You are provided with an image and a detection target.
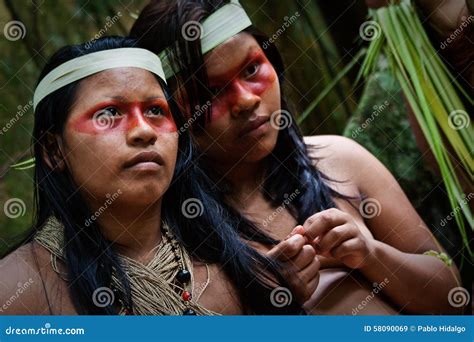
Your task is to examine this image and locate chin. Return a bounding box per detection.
[244,143,275,163]
[242,135,278,163]
[122,183,167,205]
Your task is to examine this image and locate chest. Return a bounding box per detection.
[45,260,243,315]
[191,263,243,314]
[235,193,299,241]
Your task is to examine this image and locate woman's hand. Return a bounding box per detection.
[302,208,376,270]
[267,226,320,304]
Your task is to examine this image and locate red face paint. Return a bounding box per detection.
[208,50,278,121]
[71,99,177,135]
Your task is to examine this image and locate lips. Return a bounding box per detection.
[238,116,270,137]
[123,151,164,169]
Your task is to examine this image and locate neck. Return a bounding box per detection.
[208,156,268,204]
[94,199,163,264]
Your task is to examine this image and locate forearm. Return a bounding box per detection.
[415,0,470,36]
[360,240,462,314]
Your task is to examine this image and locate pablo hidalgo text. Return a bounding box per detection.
[417,325,466,334]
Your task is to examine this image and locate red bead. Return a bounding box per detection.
[182,291,192,301]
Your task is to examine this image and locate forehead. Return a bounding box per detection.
[204,32,262,79]
[68,67,166,118]
[75,67,164,100]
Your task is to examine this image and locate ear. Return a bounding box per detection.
[41,133,66,172]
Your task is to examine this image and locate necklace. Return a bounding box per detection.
[162,222,194,315]
[35,216,218,316]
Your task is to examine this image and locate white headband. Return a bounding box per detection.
[159,0,252,78]
[33,47,166,110]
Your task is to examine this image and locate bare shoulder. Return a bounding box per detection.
[304,135,379,186]
[304,135,372,167]
[0,242,53,314]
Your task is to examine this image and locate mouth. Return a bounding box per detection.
[238,116,271,138]
[123,151,164,171]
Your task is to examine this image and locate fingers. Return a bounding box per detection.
[298,256,320,284]
[285,225,307,242]
[331,238,363,259]
[290,244,316,270]
[294,257,320,302]
[316,224,357,253]
[267,234,306,260]
[302,208,348,240]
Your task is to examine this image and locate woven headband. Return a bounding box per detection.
[158,0,252,78]
[33,47,166,110]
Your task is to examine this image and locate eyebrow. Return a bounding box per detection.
[103,95,166,102]
[209,45,262,82]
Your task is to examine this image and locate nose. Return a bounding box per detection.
[126,113,157,147]
[230,82,261,118]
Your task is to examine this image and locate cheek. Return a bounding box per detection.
[210,98,228,122]
[248,62,278,95]
[160,135,179,167]
[155,116,177,133]
[63,132,120,180]
[259,76,281,110]
[209,63,279,122]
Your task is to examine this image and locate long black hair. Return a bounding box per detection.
[18,35,304,315]
[130,1,352,242]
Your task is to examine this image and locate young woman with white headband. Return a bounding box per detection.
[0,36,315,315]
[130,0,462,314]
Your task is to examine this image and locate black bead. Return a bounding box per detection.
[176,269,191,283]
[183,308,196,315]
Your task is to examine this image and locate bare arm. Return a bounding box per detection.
[366,0,471,36]
[304,135,462,314]
[0,243,51,315]
[414,0,471,36]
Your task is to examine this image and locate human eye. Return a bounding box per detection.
[94,107,120,118]
[243,62,260,78]
[146,105,164,117]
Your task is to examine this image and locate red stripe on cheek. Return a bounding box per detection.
[154,114,177,133]
[210,98,228,122]
[247,61,277,95]
[208,58,278,123]
[126,103,177,133]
